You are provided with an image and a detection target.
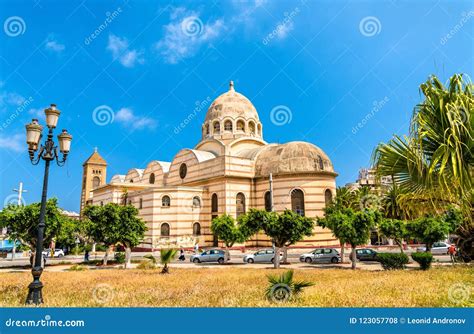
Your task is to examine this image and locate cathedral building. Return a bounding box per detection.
[80,82,338,250]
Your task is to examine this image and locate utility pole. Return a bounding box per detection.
[11,182,27,260]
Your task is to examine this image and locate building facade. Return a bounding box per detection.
[80,82,338,250]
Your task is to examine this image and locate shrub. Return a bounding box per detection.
[68,264,88,271]
[137,260,157,270]
[411,252,433,270]
[114,252,125,264]
[377,253,409,270]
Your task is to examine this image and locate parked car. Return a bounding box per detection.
[417,242,451,254]
[190,249,226,264]
[42,249,65,258]
[243,249,282,264]
[0,247,12,259]
[299,248,341,264]
[354,248,379,261]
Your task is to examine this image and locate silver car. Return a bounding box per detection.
[243,249,282,264]
[417,242,451,254]
[190,249,226,264]
[299,248,341,264]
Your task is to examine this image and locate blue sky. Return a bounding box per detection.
[0,0,472,212]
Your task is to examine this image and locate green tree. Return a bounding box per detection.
[378,219,408,253]
[319,208,381,269]
[317,207,351,262]
[0,198,68,265]
[406,216,451,252]
[83,203,146,268]
[115,205,147,268]
[211,214,245,262]
[239,209,315,269]
[373,74,473,254]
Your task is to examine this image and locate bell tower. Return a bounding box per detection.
[80,147,107,214]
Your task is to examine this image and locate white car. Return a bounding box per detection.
[42,249,65,258]
[417,242,451,254]
[243,249,282,264]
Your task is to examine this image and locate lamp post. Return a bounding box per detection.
[24,104,72,305]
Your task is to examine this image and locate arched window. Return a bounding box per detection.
[193,222,201,236]
[224,120,233,131]
[193,196,201,207]
[237,120,245,131]
[264,191,272,212]
[236,192,246,217]
[318,156,324,170]
[149,173,155,184]
[160,223,170,237]
[205,124,210,135]
[291,189,305,216]
[324,189,333,207]
[162,195,171,207]
[213,121,220,134]
[139,198,143,209]
[249,121,255,135]
[92,176,100,189]
[130,179,134,183]
[211,193,218,212]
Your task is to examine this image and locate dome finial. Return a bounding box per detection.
[229,80,234,92]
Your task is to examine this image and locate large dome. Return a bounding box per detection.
[254,141,335,177]
[204,81,259,122]
[201,81,263,142]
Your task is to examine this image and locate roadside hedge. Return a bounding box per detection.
[411,252,433,270]
[377,253,409,270]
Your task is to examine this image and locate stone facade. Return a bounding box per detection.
[80,82,338,250]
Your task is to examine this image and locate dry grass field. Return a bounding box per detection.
[0,266,472,307]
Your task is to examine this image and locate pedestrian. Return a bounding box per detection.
[448,244,456,264]
[179,248,185,261]
[84,250,90,262]
[194,242,199,254]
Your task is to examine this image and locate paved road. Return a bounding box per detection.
[0,252,454,270]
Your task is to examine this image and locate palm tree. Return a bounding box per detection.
[374,74,473,253]
[159,248,177,274]
[265,270,314,302]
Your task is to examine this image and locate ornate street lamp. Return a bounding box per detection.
[24,104,72,305]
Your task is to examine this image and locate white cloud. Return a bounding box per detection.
[155,8,225,64]
[28,107,46,120]
[115,107,156,130]
[45,36,65,53]
[0,91,25,108]
[0,133,23,152]
[275,21,294,39]
[107,34,144,68]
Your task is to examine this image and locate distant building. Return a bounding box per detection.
[346,168,392,192]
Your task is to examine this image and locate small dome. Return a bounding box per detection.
[204,81,259,123]
[254,141,334,177]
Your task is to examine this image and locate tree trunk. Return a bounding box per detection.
[282,246,289,264]
[350,246,357,269]
[274,246,280,269]
[103,247,109,265]
[224,246,230,262]
[426,243,432,253]
[397,240,404,254]
[340,241,345,263]
[161,263,169,274]
[92,243,96,253]
[124,244,132,269]
[11,239,16,261]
